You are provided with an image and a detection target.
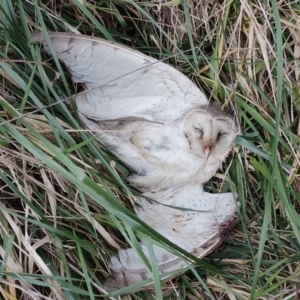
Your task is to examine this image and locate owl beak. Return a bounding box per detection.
[203,145,212,159]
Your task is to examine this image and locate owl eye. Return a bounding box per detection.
[194,127,203,135]
[217,131,226,140]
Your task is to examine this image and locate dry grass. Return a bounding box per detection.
[0,0,300,299]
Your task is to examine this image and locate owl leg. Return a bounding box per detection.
[104,136,156,176]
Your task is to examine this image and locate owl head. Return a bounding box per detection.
[183,103,238,164]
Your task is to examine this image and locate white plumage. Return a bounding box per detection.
[106,185,237,288]
[34,32,206,123]
[32,31,239,291]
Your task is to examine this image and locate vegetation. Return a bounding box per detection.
[0,0,300,299]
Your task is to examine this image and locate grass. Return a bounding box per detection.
[0,0,300,299]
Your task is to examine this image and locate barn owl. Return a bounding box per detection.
[32,32,238,291]
[81,104,236,193]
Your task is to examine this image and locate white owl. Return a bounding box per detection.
[32,32,239,291]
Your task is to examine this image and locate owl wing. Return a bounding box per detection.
[31,31,208,123]
[105,186,238,291]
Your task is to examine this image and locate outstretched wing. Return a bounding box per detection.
[105,185,238,291]
[31,31,208,123]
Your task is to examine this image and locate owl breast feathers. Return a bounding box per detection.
[32,31,239,291]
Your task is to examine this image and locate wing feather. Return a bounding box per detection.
[105,186,237,291]
[32,31,208,122]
